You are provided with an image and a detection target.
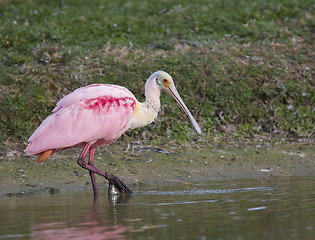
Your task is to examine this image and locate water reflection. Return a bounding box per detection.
[32,221,129,240]
[31,195,133,240]
[0,177,314,240]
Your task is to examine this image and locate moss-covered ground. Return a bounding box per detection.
[0,1,314,194]
[1,0,314,146]
[1,143,314,195]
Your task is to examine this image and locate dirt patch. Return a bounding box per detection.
[0,142,314,196]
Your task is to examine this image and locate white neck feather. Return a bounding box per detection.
[127,72,162,130]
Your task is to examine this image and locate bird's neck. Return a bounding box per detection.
[143,86,161,114]
[127,79,161,130]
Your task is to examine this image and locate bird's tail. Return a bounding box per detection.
[26,141,55,163]
[37,150,54,163]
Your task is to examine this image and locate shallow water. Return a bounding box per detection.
[0,177,314,240]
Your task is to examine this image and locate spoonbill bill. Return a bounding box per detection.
[26,71,201,196]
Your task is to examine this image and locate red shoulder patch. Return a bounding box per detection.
[84,96,136,112]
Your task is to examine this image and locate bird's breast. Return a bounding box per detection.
[127,101,158,130]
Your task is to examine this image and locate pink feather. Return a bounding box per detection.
[26,84,136,156]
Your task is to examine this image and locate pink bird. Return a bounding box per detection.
[26,71,201,196]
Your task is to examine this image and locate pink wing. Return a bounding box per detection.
[26,84,136,156]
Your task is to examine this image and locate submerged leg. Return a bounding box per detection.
[77,143,133,194]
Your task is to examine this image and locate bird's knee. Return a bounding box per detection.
[77,157,87,167]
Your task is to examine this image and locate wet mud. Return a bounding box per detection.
[0,143,314,196]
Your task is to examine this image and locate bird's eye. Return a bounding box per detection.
[163,79,168,83]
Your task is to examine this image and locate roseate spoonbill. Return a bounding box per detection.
[26,71,201,196]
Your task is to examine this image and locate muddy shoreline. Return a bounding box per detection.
[0,142,314,196]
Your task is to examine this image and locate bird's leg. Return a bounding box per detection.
[88,147,98,197]
[105,172,134,195]
[77,143,133,194]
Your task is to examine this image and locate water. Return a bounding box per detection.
[0,177,315,240]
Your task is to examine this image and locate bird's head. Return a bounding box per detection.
[156,71,174,91]
[154,71,201,135]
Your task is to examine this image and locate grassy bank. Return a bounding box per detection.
[0,0,314,147]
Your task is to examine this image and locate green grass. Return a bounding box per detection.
[0,0,314,144]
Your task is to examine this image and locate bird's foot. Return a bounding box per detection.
[108,182,119,195]
[106,174,133,194]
